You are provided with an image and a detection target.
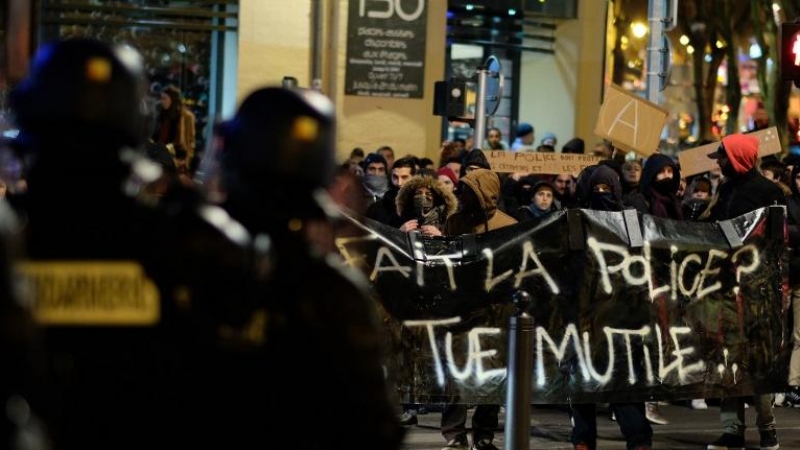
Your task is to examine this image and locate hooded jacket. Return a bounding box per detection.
[587,164,625,211]
[444,168,517,235]
[721,133,758,175]
[395,175,459,231]
[628,153,683,219]
[459,148,491,178]
[705,134,785,221]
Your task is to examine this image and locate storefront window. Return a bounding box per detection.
[34,0,238,156]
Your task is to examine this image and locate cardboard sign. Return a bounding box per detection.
[678,127,783,178]
[594,83,669,156]
[484,150,604,175]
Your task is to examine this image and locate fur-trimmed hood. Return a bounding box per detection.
[395,175,459,220]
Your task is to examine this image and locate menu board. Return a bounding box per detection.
[345,0,427,99]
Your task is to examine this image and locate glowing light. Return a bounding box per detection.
[749,43,762,59]
[715,39,725,49]
[686,45,695,54]
[679,35,690,46]
[466,4,474,11]
[508,8,517,15]
[631,22,648,39]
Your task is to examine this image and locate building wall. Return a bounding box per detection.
[236,0,601,162]
[517,0,606,151]
[334,1,447,163]
[237,1,312,104]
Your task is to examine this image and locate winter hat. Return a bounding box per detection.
[360,152,388,170]
[436,166,458,185]
[691,176,711,194]
[516,123,534,137]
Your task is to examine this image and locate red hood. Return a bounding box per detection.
[721,133,758,174]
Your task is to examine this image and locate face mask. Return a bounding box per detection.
[591,191,621,211]
[363,174,388,193]
[652,178,674,195]
[413,193,434,216]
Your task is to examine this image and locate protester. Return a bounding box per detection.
[703,133,784,450]
[360,152,390,208]
[682,176,712,222]
[436,166,459,194]
[541,132,557,147]
[483,127,509,150]
[439,167,516,450]
[511,123,535,151]
[626,153,682,221]
[513,178,558,221]
[562,137,585,154]
[393,173,459,425]
[396,175,458,237]
[569,164,654,450]
[551,173,577,209]
[786,163,800,408]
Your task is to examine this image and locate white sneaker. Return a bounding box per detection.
[691,399,708,410]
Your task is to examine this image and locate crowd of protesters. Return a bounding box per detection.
[2,36,799,450]
[332,123,799,450]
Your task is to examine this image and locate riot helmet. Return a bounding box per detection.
[9,38,149,149]
[205,86,337,224]
[219,86,335,191]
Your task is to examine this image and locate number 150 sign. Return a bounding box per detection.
[358,0,425,21]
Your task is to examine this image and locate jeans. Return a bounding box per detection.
[570,402,652,450]
[441,403,500,442]
[719,395,776,435]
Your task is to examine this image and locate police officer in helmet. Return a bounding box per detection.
[10,38,269,448]
[204,86,404,449]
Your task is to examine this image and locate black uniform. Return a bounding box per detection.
[10,38,268,448]
[208,86,404,449]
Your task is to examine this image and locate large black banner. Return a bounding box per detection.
[344,0,427,98]
[335,206,789,404]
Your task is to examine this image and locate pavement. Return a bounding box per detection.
[400,401,800,449]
